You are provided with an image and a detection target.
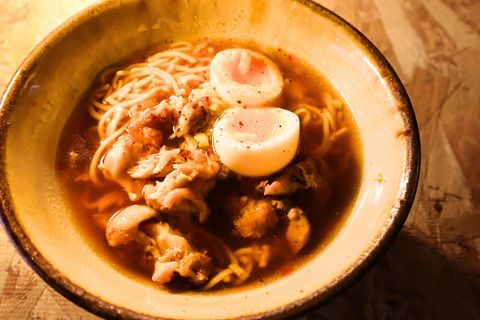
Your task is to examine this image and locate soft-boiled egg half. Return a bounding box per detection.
[210,49,284,107]
[213,107,300,177]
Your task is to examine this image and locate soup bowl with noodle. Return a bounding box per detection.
[0,0,420,319]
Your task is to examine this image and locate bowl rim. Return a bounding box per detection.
[0,0,420,319]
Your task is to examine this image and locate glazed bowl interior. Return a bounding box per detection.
[0,0,419,319]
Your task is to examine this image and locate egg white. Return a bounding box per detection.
[210,49,284,107]
[213,107,300,177]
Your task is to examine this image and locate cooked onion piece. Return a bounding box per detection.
[210,49,284,106]
[213,107,300,177]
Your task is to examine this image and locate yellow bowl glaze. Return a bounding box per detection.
[0,0,420,319]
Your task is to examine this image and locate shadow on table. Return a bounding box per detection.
[307,230,480,320]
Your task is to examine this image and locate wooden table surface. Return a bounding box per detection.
[1,0,480,319]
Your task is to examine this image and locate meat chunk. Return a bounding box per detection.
[144,171,194,212]
[161,188,210,223]
[99,95,216,204]
[143,171,213,223]
[106,205,159,247]
[141,222,212,285]
[175,97,209,137]
[285,207,310,253]
[173,149,220,179]
[233,198,279,238]
[100,135,144,201]
[128,110,163,148]
[143,149,220,222]
[128,101,177,148]
[257,158,324,196]
[128,147,181,179]
[106,206,211,285]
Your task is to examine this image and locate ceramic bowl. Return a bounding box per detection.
[0,0,420,319]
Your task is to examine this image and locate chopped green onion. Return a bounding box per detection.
[217,164,230,179]
[194,132,210,148]
[217,172,228,180]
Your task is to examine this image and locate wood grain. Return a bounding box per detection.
[1,0,479,319]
